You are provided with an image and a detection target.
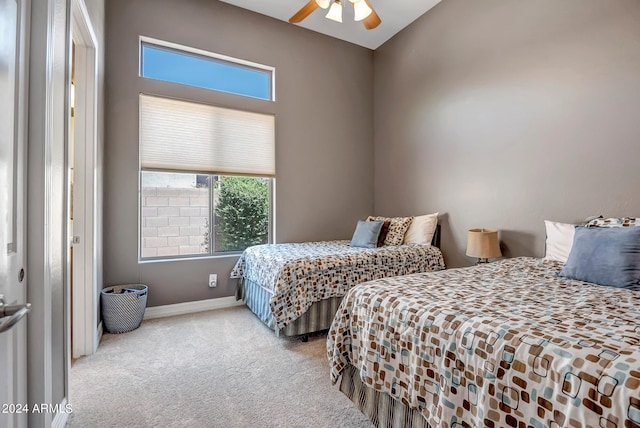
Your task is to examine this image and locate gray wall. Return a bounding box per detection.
[104,0,374,306]
[374,0,640,268]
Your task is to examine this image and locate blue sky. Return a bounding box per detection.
[141,45,271,100]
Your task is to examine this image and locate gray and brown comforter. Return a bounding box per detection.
[327,257,640,428]
[230,241,445,329]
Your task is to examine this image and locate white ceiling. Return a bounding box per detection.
[218,0,442,50]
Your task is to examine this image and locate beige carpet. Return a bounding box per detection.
[68,306,373,428]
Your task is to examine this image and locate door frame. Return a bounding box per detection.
[27,0,72,426]
[69,0,99,359]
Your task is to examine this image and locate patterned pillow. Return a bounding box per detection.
[375,220,391,247]
[367,216,413,246]
[585,217,639,228]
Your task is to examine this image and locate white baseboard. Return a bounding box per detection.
[143,296,244,320]
[95,321,103,352]
[51,398,71,428]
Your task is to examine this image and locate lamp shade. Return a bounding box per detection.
[325,0,343,22]
[466,229,502,259]
[315,0,330,9]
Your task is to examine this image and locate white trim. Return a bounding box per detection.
[42,0,60,418]
[138,252,240,264]
[143,297,244,320]
[70,0,99,359]
[51,399,71,428]
[139,35,275,75]
[95,321,103,351]
[27,0,68,425]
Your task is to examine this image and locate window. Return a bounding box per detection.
[139,94,275,260]
[140,38,273,101]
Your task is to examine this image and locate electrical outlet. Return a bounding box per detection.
[208,274,217,288]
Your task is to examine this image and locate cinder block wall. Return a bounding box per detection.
[141,187,209,257]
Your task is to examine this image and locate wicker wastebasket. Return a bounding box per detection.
[101,284,148,333]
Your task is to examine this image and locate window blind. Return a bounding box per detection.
[139,94,275,177]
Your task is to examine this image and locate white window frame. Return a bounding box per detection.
[137,37,276,262]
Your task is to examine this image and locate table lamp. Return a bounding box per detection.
[466,228,502,264]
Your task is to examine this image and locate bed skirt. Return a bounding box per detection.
[236,277,343,337]
[339,364,430,428]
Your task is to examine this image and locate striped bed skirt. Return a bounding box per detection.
[236,277,343,337]
[339,364,431,428]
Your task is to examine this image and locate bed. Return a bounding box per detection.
[327,257,640,428]
[231,224,444,338]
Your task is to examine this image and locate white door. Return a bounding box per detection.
[0,0,29,426]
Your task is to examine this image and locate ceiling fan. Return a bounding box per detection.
[289,0,381,29]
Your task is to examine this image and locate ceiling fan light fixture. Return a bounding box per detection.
[351,0,372,21]
[315,0,330,9]
[325,0,343,23]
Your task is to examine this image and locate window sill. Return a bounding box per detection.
[138,253,241,264]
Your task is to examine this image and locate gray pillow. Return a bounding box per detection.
[558,226,640,289]
[350,220,384,248]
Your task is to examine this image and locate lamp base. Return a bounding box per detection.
[475,258,490,265]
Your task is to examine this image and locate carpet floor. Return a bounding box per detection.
[68,306,374,428]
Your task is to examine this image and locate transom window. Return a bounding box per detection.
[140,38,274,101]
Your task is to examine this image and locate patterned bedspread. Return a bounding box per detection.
[230,241,445,329]
[327,257,640,428]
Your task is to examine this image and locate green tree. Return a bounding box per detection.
[216,176,269,251]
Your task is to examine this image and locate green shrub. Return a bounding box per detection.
[216,176,269,251]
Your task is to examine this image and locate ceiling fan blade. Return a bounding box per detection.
[289,0,319,24]
[362,0,381,29]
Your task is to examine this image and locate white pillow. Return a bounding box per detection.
[544,220,576,263]
[403,213,439,246]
